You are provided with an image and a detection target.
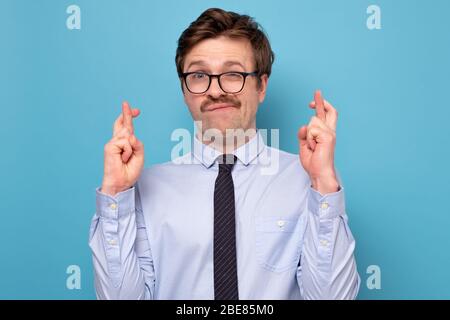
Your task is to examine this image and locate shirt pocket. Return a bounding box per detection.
[255,216,303,273]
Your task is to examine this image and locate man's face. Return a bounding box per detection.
[182,36,268,136]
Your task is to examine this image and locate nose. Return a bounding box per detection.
[207,76,225,97]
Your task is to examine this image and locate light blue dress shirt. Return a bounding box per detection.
[89,131,360,299]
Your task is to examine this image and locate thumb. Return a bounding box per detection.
[298,126,308,148]
[298,126,313,158]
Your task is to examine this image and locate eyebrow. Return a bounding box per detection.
[185,60,246,71]
[223,61,245,69]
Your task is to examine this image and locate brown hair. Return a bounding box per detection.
[175,8,275,83]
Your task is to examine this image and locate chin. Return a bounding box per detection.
[209,123,241,134]
[202,117,238,131]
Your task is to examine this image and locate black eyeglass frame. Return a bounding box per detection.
[181,71,259,94]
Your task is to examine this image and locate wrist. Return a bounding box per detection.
[100,186,119,197]
[100,183,127,197]
[311,173,339,195]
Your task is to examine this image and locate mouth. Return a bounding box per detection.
[205,103,238,112]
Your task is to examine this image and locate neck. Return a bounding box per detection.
[197,127,257,153]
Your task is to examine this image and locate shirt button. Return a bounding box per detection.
[320,202,329,210]
[320,239,329,247]
[277,220,285,228]
[108,239,117,245]
[110,203,117,210]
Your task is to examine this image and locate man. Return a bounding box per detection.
[89,8,360,300]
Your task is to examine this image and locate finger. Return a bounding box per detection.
[117,137,133,163]
[113,107,141,137]
[298,126,308,147]
[131,108,140,117]
[129,135,144,156]
[308,123,336,145]
[115,127,132,139]
[299,125,315,151]
[298,126,313,156]
[306,126,317,151]
[113,113,124,137]
[309,100,338,131]
[308,136,316,151]
[310,116,330,132]
[122,101,134,134]
[323,99,338,131]
[107,137,133,163]
[314,90,326,121]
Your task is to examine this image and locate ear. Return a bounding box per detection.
[258,74,269,103]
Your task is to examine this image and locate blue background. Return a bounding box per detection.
[1,0,449,299]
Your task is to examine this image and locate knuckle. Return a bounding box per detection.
[114,137,127,147]
[118,137,128,146]
[104,142,114,153]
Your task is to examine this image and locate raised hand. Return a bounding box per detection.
[101,101,144,196]
[298,90,339,194]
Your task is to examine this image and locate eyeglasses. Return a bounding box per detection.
[181,71,258,94]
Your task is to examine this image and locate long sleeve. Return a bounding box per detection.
[297,186,360,299]
[88,184,155,299]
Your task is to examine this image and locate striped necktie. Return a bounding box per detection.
[213,154,239,300]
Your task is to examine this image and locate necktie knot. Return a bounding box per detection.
[217,154,237,173]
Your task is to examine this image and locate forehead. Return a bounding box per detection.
[183,36,254,71]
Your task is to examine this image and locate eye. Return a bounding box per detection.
[223,72,243,80]
[191,72,207,80]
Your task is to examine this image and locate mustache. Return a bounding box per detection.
[200,95,241,112]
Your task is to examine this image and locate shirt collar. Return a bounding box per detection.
[193,130,266,169]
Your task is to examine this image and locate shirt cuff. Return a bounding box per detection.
[308,185,346,219]
[96,186,135,219]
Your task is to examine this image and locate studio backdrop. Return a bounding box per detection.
[1,0,449,299]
